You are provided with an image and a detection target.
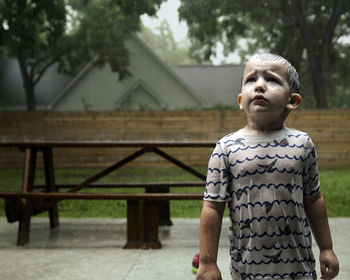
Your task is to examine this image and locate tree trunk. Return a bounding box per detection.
[16,57,36,111]
[291,0,329,108]
[310,62,328,108]
[24,83,36,112]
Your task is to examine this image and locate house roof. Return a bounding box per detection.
[171,64,244,107]
[130,36,205,107]
[47,58,97,110]
[48,36,205,110]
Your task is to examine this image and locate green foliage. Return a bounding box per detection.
[80,96,92,111]
[178,0,350,108]
[137,102,151,111]
[0,0,165,110]
[138,20,197,64]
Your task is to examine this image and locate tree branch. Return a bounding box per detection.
[33,51,66,86]
[335,29,349,42]
[291,0,318,64]
[30,55,47,79]
[6,27,31,88]
[4,1,30,84]
[321,0,344,58]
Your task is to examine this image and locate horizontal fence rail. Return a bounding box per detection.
[32,182,205,189]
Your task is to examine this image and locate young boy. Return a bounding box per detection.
[197,54,339,280]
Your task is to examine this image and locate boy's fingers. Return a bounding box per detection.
[320,250,339,279]
[321,264,339,279]
[330,264,340,277]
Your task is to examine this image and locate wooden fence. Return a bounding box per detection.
[0,110,349,168]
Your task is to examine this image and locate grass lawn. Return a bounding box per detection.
[318,166,350,217]
[0,166,349,218]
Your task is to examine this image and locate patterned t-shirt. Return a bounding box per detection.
[204,126,320,280]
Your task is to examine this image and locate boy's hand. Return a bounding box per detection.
[320,249,339,279]
[195,263,222,280]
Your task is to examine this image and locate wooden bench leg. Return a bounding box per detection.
[17,148,36,245]
[17,199,32,245]
[124,200,162,249]
[146,186,172,226]
[42,147,59,228]
[144,200,162,248]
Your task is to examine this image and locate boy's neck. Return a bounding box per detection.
[242,121,285,135]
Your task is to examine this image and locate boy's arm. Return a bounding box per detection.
[304,193,339,279]
[196,200,225,280]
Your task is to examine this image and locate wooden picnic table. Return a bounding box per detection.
[0,141,214,248]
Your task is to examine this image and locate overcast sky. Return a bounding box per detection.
[141,0,188,42]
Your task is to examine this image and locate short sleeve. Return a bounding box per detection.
[303,137,321,198]
[204,142,231,202]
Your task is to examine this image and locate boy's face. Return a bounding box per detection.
[238,59,300,127]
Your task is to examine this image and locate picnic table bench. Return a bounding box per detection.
[0,141,214,248]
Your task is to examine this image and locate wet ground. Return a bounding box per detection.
[0,217,348,280]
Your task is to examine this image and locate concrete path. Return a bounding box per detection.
[0,217,348,280]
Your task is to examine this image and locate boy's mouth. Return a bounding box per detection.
[252,95,268,104]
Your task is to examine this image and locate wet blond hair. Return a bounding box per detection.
[249,53,300,93]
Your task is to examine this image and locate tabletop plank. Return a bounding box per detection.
[0,141,215,148]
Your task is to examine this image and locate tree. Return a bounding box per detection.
[138,20,197,64]
[0,0,164,111]
[179,0,350,108]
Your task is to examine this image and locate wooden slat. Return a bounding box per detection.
[33,182,204,189]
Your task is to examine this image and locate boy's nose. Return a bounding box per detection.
[255,78,266,92]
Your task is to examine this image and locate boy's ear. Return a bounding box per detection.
[237,93,243,110]
[286,93,302,111]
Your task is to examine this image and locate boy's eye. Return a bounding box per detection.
[267,77,279,83]
[246,77,255,83]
